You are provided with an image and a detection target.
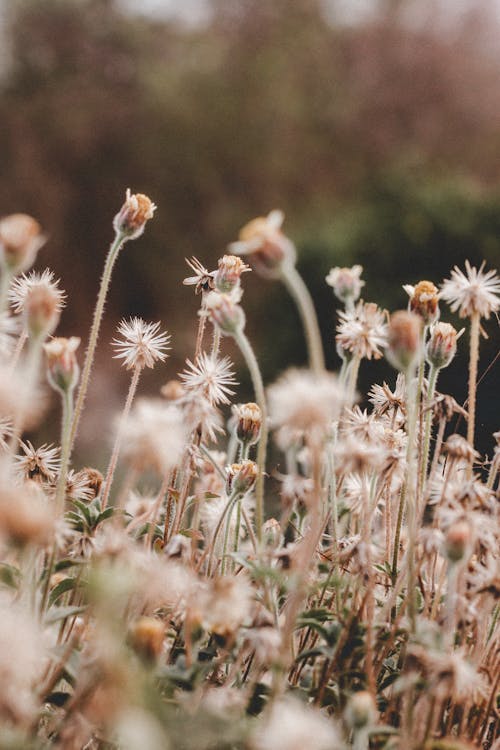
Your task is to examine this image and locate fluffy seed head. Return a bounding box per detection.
[8,269,66,315]
[0,213,45,273]
[336,301,388,361]
[113,189,156,240]
[180,352,237,405]
[112,318,170,370]
[440,260,500,319]
[386,310,422,371]
[404,280,440,325]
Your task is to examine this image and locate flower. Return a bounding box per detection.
[44,336,80,393]
[15,440,61,483]
[228,210,296,278]
[8,269,66,315]
[440,260,500,319]
[112,318,170,370]
[385,310,422,371]
[180,352,237,405]
[326,265,364,306]
[403,280,440,325]
[113,189,156,240]
[203,291,246,336]
[426,322,463,370]
[336,301,388,360]
[0,213,46,274]
[214,254,250,296]
[233,402,262,446]
[182,256,216,294]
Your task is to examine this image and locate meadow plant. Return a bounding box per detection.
[0,197,498,750]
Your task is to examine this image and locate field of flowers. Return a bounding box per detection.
[0,192,498,749]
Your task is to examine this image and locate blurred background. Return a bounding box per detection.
[1,0,499,462]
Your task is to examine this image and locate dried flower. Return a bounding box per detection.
[426,322,462,369]
[214,254,250,295]
[180,352,237,405]
[229,209,296,278]
[0,213,45,274]
[226,459,258,495]
[403,280,440,325]
[204,291,246,336]
[386,310,422,371]
[15,440,60,483]
[112,318,170,370]
[440,260,500,319]
[336,301,388,360]
[183,256,216,294]
[8,269,66,315]
[326,265,364,305]
[113,189,156,240]
[23,279,65,339]
[234,402,262,446]
[44,336,80,393]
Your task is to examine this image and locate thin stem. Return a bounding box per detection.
[0,267,13,318]
[467,312,480,474]
[69,231,125,450]
[101,366,141,509]
[234,330,267,542]
[420,362,439,496]
[280,263,325,374]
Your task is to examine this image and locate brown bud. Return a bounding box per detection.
[404,280,439,325]
[113,189,156,240]
[128,617,165,662]
[386,311,422,371]
[234,402,262,446]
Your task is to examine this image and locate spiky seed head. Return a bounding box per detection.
[0,214,46,274]
[24,283,62,339]
[113,189,156,240]
[112,318,170,370]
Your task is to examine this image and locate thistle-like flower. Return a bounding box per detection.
[112,318,170,370]
[15,440,61,483]
[440,260,500,319]
[180,352,237,405]
[336,301,388,360]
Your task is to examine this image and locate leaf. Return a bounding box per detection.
[45,605,86,625]
[97,506,114,525]
[49,577,76,606]
[0,563,20,589]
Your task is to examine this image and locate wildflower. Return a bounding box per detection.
[214,254,250,296]
[234,402,262,446]
[65,468,100,503]
[403,280,440,325]
[15,440,60,483]
[203,291,246,336]
[267,368,343,442]
[44,336,80,393]
[183,256,216,294]
[253,696,341,750]
[128,617,165,662]
[386,310,422,371]
[229,209,296,278]
[440,260,500,319]
[112,317,170,370]
[326,264,364,306]
[226,460,258,495]
[426,322,462,370]
[336,301,388,360]
[368,373,406,418]
[8,269,66,315]
[180,352,237,405]
[0,213,45,274]
[113,189,156,240]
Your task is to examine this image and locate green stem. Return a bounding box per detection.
[467,312,480,474]
[69,231,125,450]
[234,330,267,542]
[101,366,141,509]
[280,263,325,374]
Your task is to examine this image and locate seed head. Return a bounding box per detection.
[180,352,237,405]
[44,336,80,393]
[229,210,296,278]
[336,301,388,361]
[24,281,64,339]
[113,189,156,240]
[403,280,440,325]
[0,213,46,274]
[112,318,170,370]
[386,310,422,371]
[326,265,364,306]
[440,260,500,319]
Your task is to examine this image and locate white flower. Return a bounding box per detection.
[112,317,170,370]
[336,300,388,360]
[440,260,500,319]
[180,352,237,405]
[326,264,364,305]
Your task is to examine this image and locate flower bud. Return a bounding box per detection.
[214,255,250,295]
[403,280,439,325]
[44,336,80,393]
[262,518,282,548]
[445,520,473,563]
[234,402,262,447]
[344,691,377,730]
[426,322,461,369]
[0,214,45,274]
[326,265,364,305]
[226,459,258,495]
[386,311,422,371]
[230,210,296,278]
[204,292,245,336]
[24,284,62,339]
[128,617,165,662]
[113,189,156,240]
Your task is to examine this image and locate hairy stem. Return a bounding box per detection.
[467,311,480,474]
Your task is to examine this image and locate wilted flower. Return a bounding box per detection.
[229,209,296,278]
[440,260,500,319]
[112,318,170,370]
[326,264,364,306]
[214,254,250,296]
[226,459,258,495]
[113,189,156,240]
[183,256,216,294]
[0,213,45,274]
[234,402,262,446]
[336,300,388,360]
[15,440,60,483]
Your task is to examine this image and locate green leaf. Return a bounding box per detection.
[49,577,76,606]
[0,563,20,589]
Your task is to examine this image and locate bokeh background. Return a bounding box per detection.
[1,0,499,462]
